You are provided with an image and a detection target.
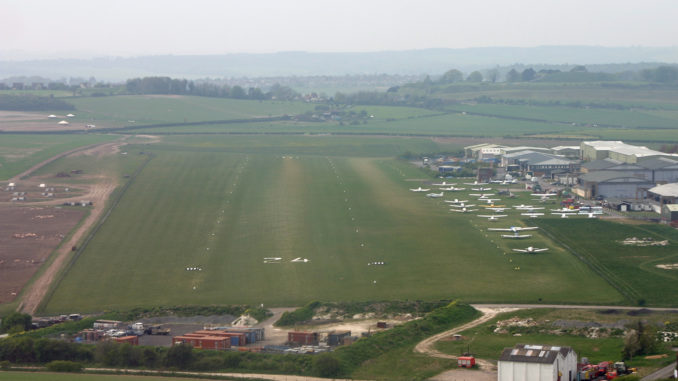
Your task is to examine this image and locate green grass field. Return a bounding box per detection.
[43,136,623,313]
[0,134,118,180]
[434,308,677,370]
[537,219,678,306]
[0,372,212,381]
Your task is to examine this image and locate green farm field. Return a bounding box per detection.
[43,136,623,313]
[0,134,118,180]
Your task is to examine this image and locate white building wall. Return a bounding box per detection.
[498,361,556,381]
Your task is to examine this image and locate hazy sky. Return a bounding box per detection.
[2,0,677,59]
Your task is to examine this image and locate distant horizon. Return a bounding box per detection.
[2,44,678,62]
[3,0,677,61]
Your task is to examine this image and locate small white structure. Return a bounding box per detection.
[66,113,75,117]
[39,183,45,188]
[58,120,69,125]
[498,344,577,381]
[47,114,57,118]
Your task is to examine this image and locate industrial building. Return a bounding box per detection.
[501,151,577,176]
[575,171,655,199]
[498,344,577,381]
[648,183,678,205]
[580,141,673,163]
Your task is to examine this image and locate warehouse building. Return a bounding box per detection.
[576,171,655,199]
[502,151,577,176]
[551,146,580,159]
[581,141,672,163]
[498,344,577,381]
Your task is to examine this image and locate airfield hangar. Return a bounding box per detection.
[580,141,675,163]
[498,344,577,381]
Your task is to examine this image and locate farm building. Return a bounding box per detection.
[661,204,678,225]
[576,171,654,199]
[498,344,577,381]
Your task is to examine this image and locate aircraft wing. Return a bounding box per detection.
[512,249,528,252]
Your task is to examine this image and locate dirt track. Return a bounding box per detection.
[18,140,128,314]
[414,307,519,380]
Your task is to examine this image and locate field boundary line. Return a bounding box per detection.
[35,152,155,314]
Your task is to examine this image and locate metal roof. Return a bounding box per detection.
[582,158,623,170]
[580,171,654,183]
[663,204,678,212]
[582,141,666,157]
[499,344,574,364]
[551,146,580,151]
[648,183,678,197]
[638,157,678,170]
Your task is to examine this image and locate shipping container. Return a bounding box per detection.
[114,335,139,345]
[328,330,351,346]
[172,335,230,350]
[288,331,319,346]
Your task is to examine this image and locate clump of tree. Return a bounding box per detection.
[0,94,75,111]
[0,312,32,334]
[622,321,660,360]
[640,66,678,83]
[125,77,298,101]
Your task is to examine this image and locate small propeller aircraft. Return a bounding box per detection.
[512,247,549,253]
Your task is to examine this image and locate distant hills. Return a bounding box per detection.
[2,46,678,82]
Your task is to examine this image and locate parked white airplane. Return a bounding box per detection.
[513,247,549,253]
[410,187,430,192]
[440,186,463,191]
[480,198,502,204]
[488,226,538,233]
[291,257,310,263]
[450,203,476,208]
[477,214,508,221]
[471,187,493,191]
[531,193,557,197]
[501,233,532,239]
[469,193,495,197]
[444,199,469,204]
[551,208,578,212]
[450,207,478,213]
[513,204,534,209]
[464,180,489,185]
[515,205,543,210]
[551,212,571,218]
[521,212,544,218]
[486,207,509,212]
[432,181,456,186]
[581,212,598,218]
[426,192,444,198]
[516,207,545,212]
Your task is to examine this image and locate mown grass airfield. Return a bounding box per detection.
[2,80,678,316]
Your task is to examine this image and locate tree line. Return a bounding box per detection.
[125,77,299,101]
[0,94,75,111]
